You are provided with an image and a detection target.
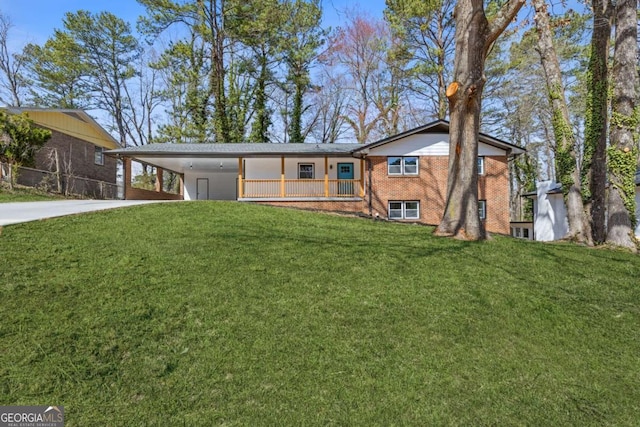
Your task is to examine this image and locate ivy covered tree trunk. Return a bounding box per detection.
[582,0,612,244]
[249,49,272,142]
[289,71,305,143]
[204,0,230,142]
[606,0,638,250]
[434,0,524,240]
[281,0,324,144]
[532,0,588,243]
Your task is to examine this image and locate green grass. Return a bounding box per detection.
[1,202,639,426]
[0,184,69,202]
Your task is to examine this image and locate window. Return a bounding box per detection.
[388,201,420,220]
[94,147,104,165]
[478,200,486,220]
[389,201,403,219]
[477,156,485,175]
[388,157,402,175]
[387,156,418,175]
[298,163,314,179]
[404,157,418,174]
[512,227,531,239]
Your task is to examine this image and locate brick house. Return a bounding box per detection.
[2,108,119,198]
[108,120,524,234]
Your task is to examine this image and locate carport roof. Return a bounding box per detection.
[107,142,363,157]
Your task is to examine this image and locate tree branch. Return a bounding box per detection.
[486,0,525,50]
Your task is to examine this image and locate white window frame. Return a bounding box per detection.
[477,156,485,175]
[387,156,419,176]
[478,200,487,220]
[388,201,420,220]
[94,146,104,166]
[298,163,314,179]
[387,157,402,175]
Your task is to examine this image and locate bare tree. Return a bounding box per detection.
[307,72,349,143]
[323,12,390,143]
[385,0,456,120]
[0,13,27,106]
[122,49,164,146]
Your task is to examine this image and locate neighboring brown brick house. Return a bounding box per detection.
[3,108,119,198]
[109,120,524,234]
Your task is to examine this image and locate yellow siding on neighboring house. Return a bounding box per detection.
[15,110,119,149]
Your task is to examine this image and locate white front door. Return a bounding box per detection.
[196,178,209,200]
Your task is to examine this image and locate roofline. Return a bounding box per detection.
[355,119,526,155]
[2,107,121,148]
[106,147,360,158]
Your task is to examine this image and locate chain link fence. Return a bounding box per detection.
[0,162,118,199]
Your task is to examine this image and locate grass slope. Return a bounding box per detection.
[0,184,69,202]
[1,202,639,426]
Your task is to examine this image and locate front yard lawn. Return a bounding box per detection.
[0,202,638,425]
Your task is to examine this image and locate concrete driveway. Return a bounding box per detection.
[0,200,171,226]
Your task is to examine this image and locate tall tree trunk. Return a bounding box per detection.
[435,0,524,240]
[289,73,305,143]
[583,0,613,244]
[202,0,229,142]
[532,0,589,243]
[250,48,270,142]
[436,15,447,120]
[606,0,638,250]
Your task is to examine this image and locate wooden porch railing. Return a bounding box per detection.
[242,179,362,198]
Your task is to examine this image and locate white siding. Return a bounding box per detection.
[368,133,505,157]
[184,170,238,201]
[244,157,360,180]
[479,143,505,156]
[244,158,280,179]
[533,181,569,241]
[534,183,640,240]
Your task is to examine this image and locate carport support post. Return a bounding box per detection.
[123,157,132,200]
[155,168,163,193]
[360,159,365,197]
[280,156,285,197]
[179,174,184,197]
[324,156,329,197]
[238,157,243,198]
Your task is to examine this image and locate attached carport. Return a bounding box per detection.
[107,143,363,201]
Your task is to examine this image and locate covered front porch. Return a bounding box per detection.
[239,156,364,200]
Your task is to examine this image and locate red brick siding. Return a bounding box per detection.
[478,156,510,234]
[34,128,117,184]
[368,156,448,225]
[125,187,183,200]
[368,155,510,234]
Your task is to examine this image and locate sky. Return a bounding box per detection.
[0,0,388,48]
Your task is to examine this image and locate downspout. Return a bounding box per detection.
[367,157,373,217]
